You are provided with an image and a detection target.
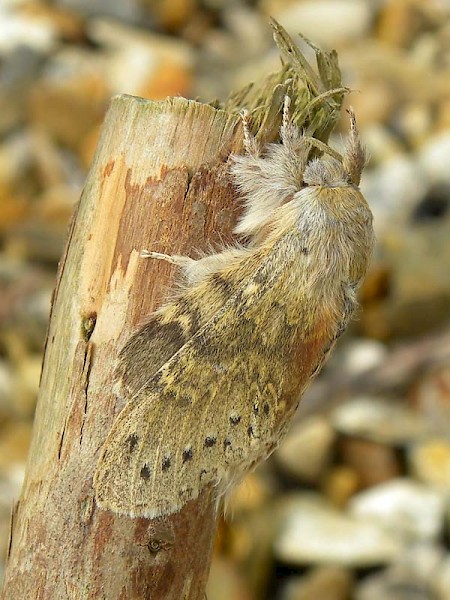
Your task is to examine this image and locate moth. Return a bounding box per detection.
[94,100,374,518]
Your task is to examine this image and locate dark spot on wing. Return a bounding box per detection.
[152,371,163,385]
[126,433,139,452]
[253,270,266,285]
[182,448,193,462]
[189,307,201,336]
[204,436,217,448]
[224,438,231,450]
[177,393,192,407]
[179,487,192,500]
[162,456,171,471]
[211,273,232,296]
[140,464,151,480]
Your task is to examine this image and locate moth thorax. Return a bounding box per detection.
[303,158,349,187]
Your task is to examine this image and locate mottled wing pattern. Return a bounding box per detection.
[94,233,318,518]
[115,262,251,400]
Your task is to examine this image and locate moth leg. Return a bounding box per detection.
[141,248,248,287]
[141,250,195,269]
[180,247,250,285]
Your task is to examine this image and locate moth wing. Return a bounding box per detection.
[95,235,305,518]
[115,260,246,400]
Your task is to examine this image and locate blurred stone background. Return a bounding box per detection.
[0,0,449,598]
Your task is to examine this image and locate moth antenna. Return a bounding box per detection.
[343,107,367,186]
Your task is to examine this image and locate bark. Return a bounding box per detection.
[1,95,242,600]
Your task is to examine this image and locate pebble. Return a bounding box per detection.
[355,543,446,600]
[410,364,450,432]
[88,19,194,99]
[28,47,109,152]
[339,437,401,488]
[0,47,45,135]
[418,132,450,185]
[349,478,446,541]
[376,0,423,48]
[359,124,404,164]
[333,338,388,378]
[409,439,450,490]
[13,355,42,418]
[332,396,430,445]
[381,216,450,337]
[227,471,273,514]
[275,415,335,484]
[57,0,142,24]
[275,493,404,567]
[281,566,354,600]
[206,557,252,600]
[0,8,58,54]
[266,0,374,46]
[356,570,432,600]
[321,465,360,508]
[397,102,433,148]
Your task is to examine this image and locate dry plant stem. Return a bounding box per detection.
[1,95,243,600]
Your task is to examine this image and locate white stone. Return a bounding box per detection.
[331,397,430,445]
[271,0,373,46]
[87,19,193,96]
[0,10,57,54]
[340,339,387,376]
[275,494,404,567]
[355,544,447,600]
[349,478,446,540]
[275,416,335,483]
[419,132,450,184]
